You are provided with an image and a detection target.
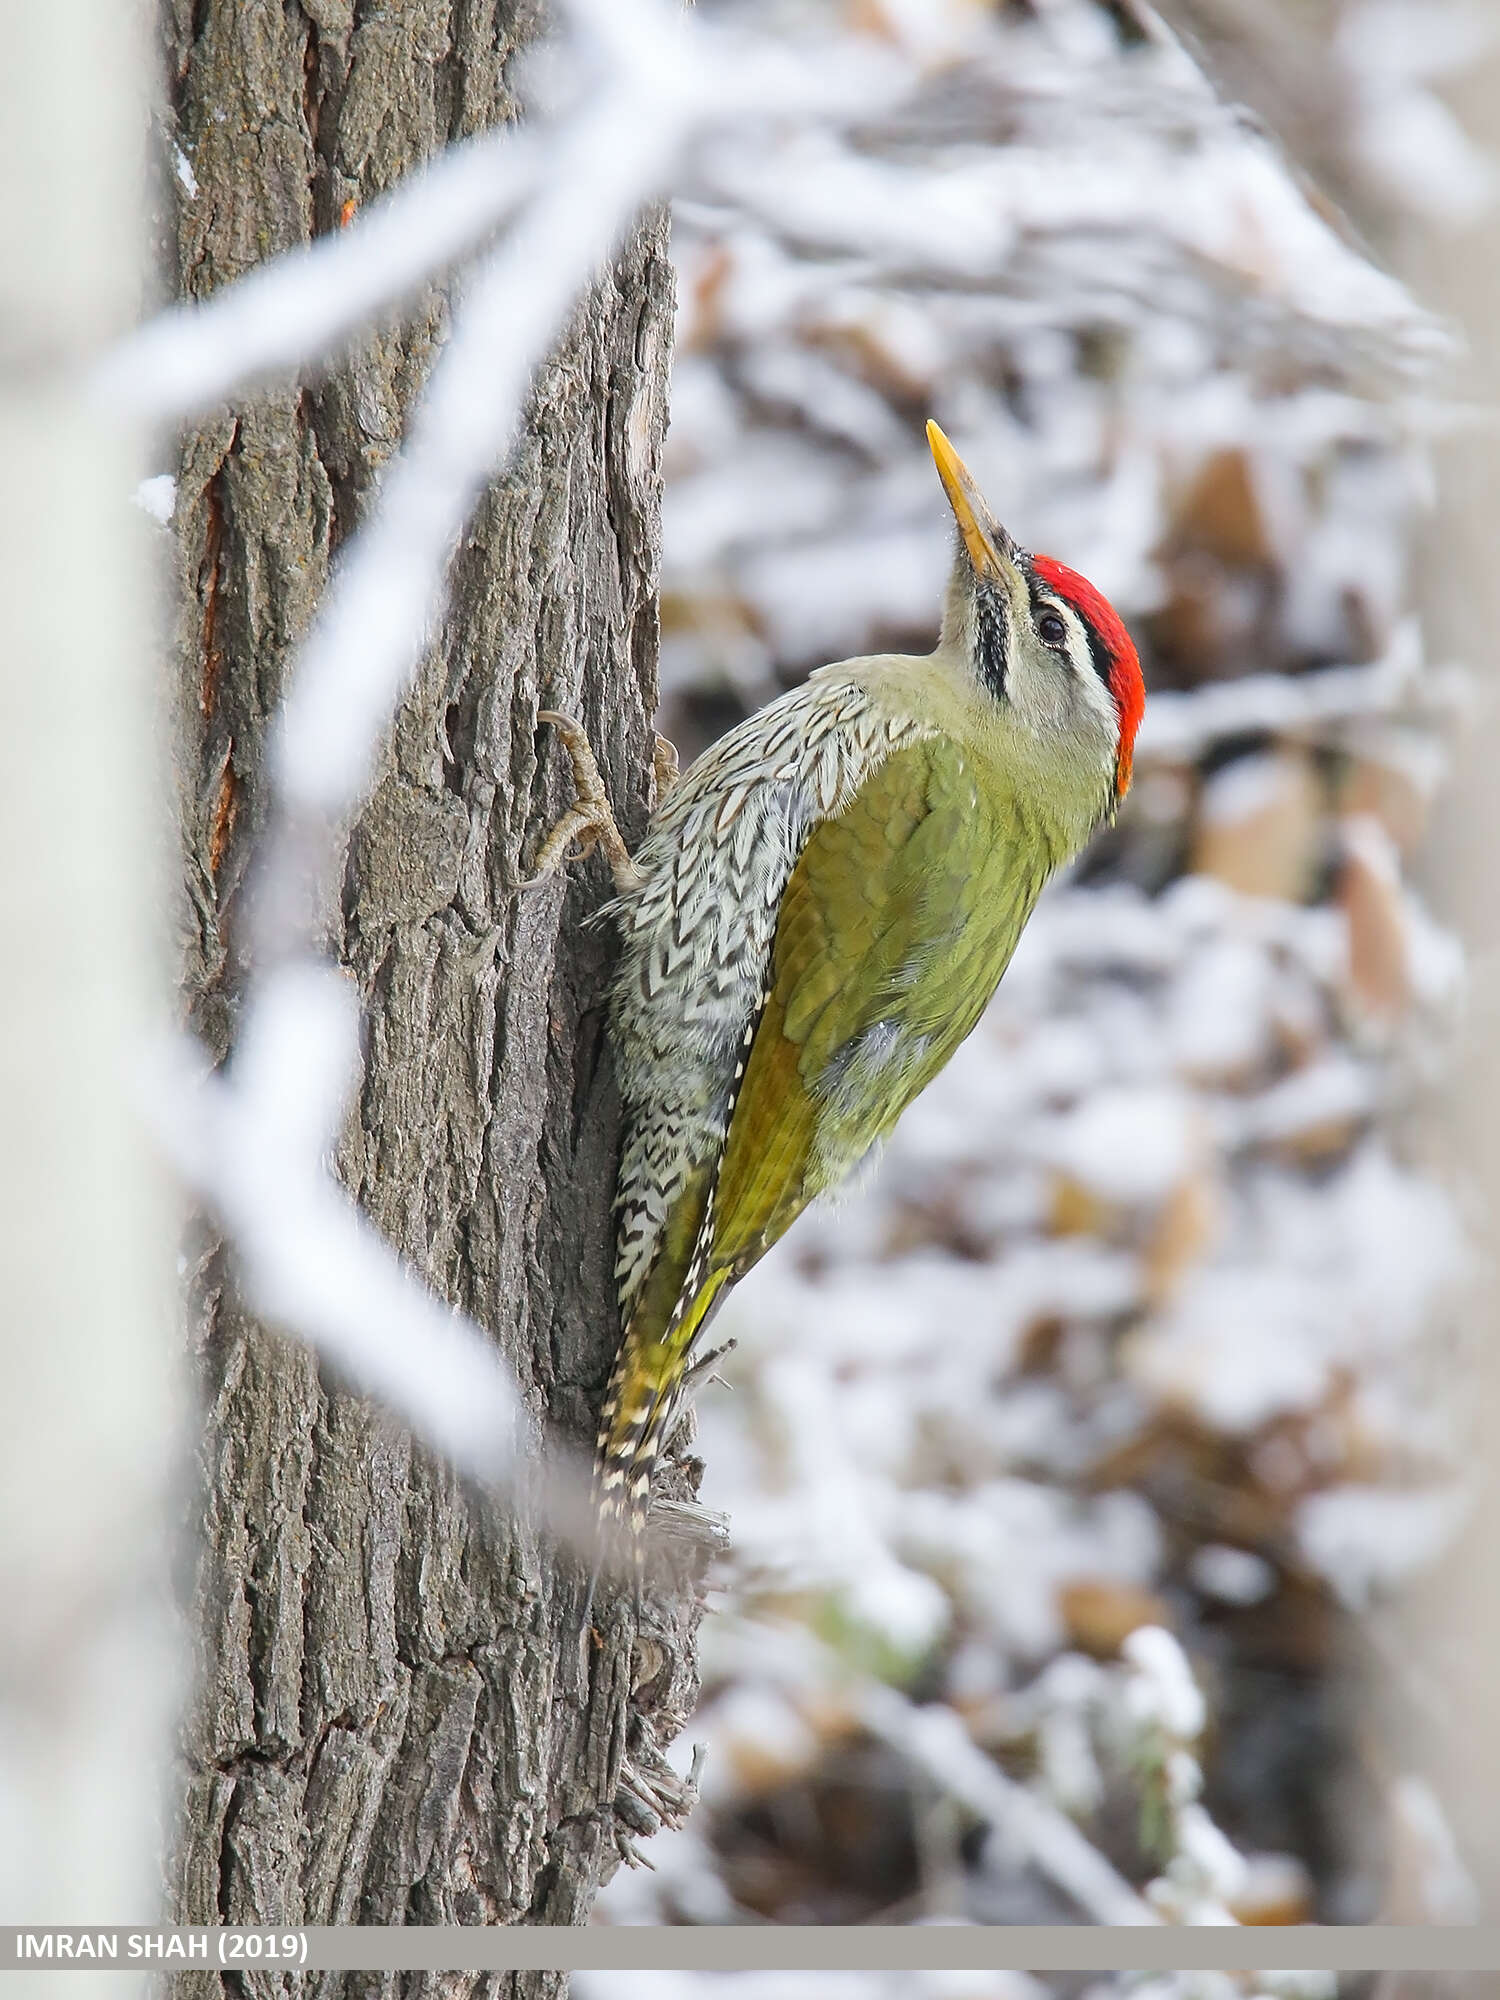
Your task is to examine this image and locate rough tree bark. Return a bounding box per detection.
[161,3,708,1978]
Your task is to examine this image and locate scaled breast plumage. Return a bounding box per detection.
[607,673,932,1317]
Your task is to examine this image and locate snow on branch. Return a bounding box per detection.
[269,29,688,822]
[100,3,902,434]
[154,967,528,1485]
[1135,619,1460,762]
[98,123,543,422]
[856,1680,1160,1927]
[125,0,904,1515]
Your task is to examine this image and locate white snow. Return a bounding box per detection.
[1121,1625,1207,1743]
[1189,1544,1277,1607]
[170,142,198,200]
[1295,1483,1471,1605]
[132,474,175,525]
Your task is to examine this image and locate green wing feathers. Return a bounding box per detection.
[598,737,1048,1535]
[719,735,1044,1239]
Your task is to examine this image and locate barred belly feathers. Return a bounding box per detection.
[530,424,1145,1552]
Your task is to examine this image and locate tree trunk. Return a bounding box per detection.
[162,3,704,1979]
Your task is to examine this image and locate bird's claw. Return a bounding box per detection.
[526,710,643,894]
[652,733,679,808]
[525,711,681,891]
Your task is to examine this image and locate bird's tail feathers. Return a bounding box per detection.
[594,1265,731,1555]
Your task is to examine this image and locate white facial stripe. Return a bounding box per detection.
[1036,592,1119,732]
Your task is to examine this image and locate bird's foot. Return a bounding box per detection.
[526,710,643,895]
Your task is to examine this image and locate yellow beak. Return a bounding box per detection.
[927,420,1012,580]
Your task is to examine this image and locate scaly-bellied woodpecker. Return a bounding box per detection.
[529,423,1144,1551]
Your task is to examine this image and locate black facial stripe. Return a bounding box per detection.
[1081,616,1114,687]
[975,586,1008,699]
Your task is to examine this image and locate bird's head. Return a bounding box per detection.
[927,420,1144,810]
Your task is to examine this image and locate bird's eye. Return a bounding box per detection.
[1037,611,1067,648]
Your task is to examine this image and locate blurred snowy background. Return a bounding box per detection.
[595,0,1493,1932]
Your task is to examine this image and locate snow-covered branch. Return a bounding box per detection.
[1134,620,1458,762]
[123,0,907,1514]
[98,122,542,423]
[101,2,901,436]
[857,1681,1159,1927]
[153,966,529,1485]
[266,22,688,829]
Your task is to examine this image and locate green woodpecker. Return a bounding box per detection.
[531,422,1144,1544]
